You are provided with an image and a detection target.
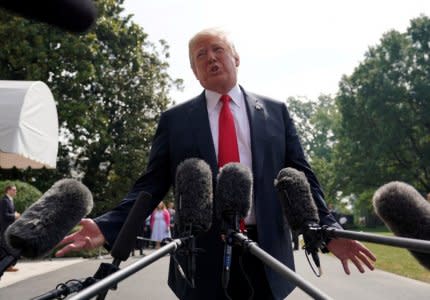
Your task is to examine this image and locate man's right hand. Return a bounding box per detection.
[55,218,106,257]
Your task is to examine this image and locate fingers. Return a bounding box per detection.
[358,244,377,262]
[55,234,90,258]
[341,259,350,275]
[353,242,376,271]
[332,239,377,275]
[55,241,81,257]
[341,255,365,275]
[56,232,78,247]
[356,251,375,271]
[341,246,376,274]
[55,237,92,257]
[350,256,365,273]
[345,257,371,274]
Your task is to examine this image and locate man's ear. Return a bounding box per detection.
[235,54,240,67]
[191,64,199,79]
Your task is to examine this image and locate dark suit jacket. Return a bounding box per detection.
[95,86,338,299]
[0,195,16,237]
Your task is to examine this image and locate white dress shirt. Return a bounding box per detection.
[205,84,256,225]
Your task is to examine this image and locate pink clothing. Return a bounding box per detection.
[150,208,170,230]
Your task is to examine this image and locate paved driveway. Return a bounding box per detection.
[1,250,429,299]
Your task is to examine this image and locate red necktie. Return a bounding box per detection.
[218,95,240,167]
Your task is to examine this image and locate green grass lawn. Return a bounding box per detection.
[358,229,430,283]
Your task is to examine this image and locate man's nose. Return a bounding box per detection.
[207,50,217,62]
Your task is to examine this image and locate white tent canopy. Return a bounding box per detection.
[0,80,58,169]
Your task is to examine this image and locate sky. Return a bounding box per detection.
[123,0,429,104]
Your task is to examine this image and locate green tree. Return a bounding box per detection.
[286,95,341,205]
[0,0,181,215]
[335,15,430,213]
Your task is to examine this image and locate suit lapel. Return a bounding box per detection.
[188,92,218,175]
[241,87,267,183]
[187,88,268,180]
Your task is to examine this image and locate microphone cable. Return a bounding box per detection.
[239,254,255,300]
[222,228,255,300]
[304,247,322,277]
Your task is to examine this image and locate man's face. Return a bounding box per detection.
[190,34,240,94]
[8,186,17,197]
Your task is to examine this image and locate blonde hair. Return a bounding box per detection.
[188,27,238,68]
[157,201,166,210]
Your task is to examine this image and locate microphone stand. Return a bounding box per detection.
[299,225,430,278]
[32,232,200,300]
[31,277,97,300]
[67,238,186,300]
[66,232,203,300]
[229,231,333,300]
[30,257,122,300]
[32,238,186,300]
[309,225,430,254]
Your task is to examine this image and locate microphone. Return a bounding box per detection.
[274,167,322,274]
[174,158,213,288]
[55,162,212,300]
[373,181,430,270]
[216,163,252,289]
[6,179,93,257]
[110,191,153,262]
[1,179,93,277]
[174,158,213,236]
[92,191,153,300]
[275,168,320,231]
[215,165,332,299]
[34,193,158,300]
[0,0,97,33]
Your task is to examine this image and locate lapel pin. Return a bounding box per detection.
[255,103,263,111]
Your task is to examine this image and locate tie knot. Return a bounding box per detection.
[220,94,231,104]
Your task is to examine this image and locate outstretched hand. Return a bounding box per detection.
[55,218,106,257]
[327,238,376,274]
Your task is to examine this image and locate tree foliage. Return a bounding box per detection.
[0,0,181,214]
[286,95,341,205]
[287,15,430,220]
[335,15,430,198]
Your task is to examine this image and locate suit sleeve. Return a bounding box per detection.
[95,112,173,248]
[0,197,16,224]
[281,103,341,229]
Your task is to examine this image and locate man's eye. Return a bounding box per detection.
[197,52,206,58]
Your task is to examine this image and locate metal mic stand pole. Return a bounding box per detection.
[231,232,333,300]
[316,226,430,254]
[68,238,184,300]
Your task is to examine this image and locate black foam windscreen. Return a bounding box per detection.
[5,179,93,258]
[174,158,213,236]
[373,181,430,270]
[274,167,319,232]
[0,0,97,33]
[215,163,252,221]
[110,191,152,261]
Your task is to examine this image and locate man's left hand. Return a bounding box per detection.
[327,238,376,274]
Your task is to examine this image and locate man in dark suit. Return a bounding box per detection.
[0,184,20,272]
[56,28,376,299]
